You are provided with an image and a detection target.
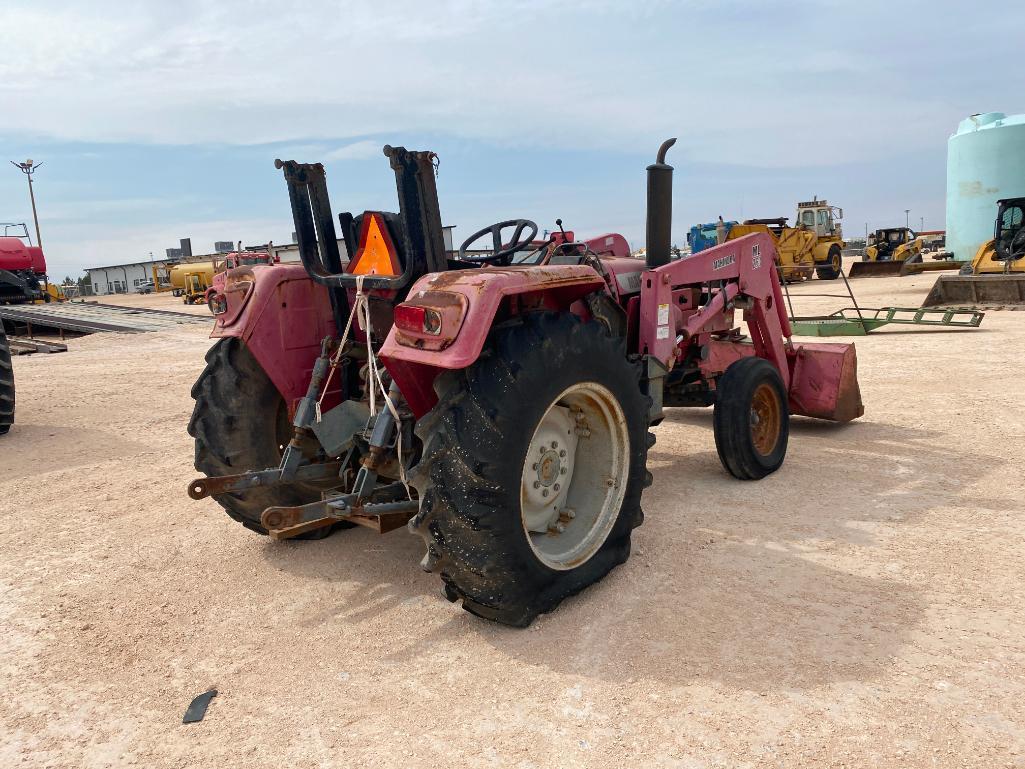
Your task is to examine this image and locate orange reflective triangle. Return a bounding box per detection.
[347,212,401,277]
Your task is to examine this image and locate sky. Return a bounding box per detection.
[1,0,1022,281]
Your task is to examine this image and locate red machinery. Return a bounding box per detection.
[204,249,279,313]
[188,140,862,626]
[0,223,48,304]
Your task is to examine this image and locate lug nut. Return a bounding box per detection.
[560,467,567,475]
[532,462,539,470]
[605,478,615,488]
[550,522,566,534]
[563,508,576,519]
[553,483,560,491]
[559,449,566,457]
[533,481,540,489]
[551,440,558,449]
[542,489,549,498]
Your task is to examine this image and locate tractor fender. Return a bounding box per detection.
[379,264,606,417]
[210,263,338,409]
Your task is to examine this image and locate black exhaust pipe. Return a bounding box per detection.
[646,138,676,268]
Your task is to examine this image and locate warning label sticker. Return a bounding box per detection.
[656,326,670,340]
[657,303,670,325]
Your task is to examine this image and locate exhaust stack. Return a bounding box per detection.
[646,138,677,268]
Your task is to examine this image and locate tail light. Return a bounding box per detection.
[395,303,442,336]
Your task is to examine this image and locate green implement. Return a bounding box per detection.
[789,306,985,336]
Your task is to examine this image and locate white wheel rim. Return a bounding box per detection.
[520,382,630,571]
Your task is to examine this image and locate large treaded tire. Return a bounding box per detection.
[408,312,653,627]
[815,244,843,280]
[188,337,339,538]
[713,357,789,480]
[0,328,13,436]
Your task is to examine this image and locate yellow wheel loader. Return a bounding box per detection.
[725,199,845,281]
[923,198,1025,308]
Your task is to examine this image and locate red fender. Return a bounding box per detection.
[379,264,606,417]
[209,263,339,410]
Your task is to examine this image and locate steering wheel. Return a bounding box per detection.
[458,219,538,265]
[1009,228,1025,261]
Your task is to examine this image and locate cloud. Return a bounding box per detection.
[323,140,384,161]
[2,1,1019,167]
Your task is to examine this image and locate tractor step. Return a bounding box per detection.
[789,306,985,336]
[261,485,417,539]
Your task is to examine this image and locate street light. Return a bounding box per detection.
[10,159,43,248]
[905,209,910,229]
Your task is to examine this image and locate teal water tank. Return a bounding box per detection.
[946,112,1025,261]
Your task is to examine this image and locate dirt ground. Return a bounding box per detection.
[2,271,1023,768]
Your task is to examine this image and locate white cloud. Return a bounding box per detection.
[323,140,384,161]
[0,1,1017,168]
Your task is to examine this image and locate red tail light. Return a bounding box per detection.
[394,303,442,336]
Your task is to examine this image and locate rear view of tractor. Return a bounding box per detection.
[187,140,863,626]
[924,198,1025,308]
[0,223,49,304]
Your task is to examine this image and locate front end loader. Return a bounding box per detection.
[923,198,1025,308]
[187,140,864,627]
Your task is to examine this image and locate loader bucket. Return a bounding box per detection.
[848,260,906,279]
[787,342,864,423]
[922,274,1025,309]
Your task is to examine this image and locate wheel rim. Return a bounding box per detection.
[520,382,629,571]
[750,383,782,456]
[832,253,841,271]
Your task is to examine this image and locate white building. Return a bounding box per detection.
[84,258,175,295]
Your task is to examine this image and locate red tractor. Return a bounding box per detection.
[188,140,863,626]
[0,223,48,304]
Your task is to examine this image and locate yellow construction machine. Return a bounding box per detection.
[725,199,845,281]
[923,197,1025,308]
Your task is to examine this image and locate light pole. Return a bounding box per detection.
[905,209,910,229]
[920,216,924,232]
[10,159,43,248]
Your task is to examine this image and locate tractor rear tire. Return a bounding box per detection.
[0,328,13,436]
[815,245,843,280]
[409,312,653,627]
[713,356,789,480]
[188,337,342,539]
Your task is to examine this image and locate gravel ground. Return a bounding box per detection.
[1,271,1023,768]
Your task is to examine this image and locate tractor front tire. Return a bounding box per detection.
[409,312,653,627]
[0,329,13,436]
[815,245,843,280]
[713,356,789,480]
[188,337,340,538]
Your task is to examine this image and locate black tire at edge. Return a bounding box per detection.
[0,329,13,436]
